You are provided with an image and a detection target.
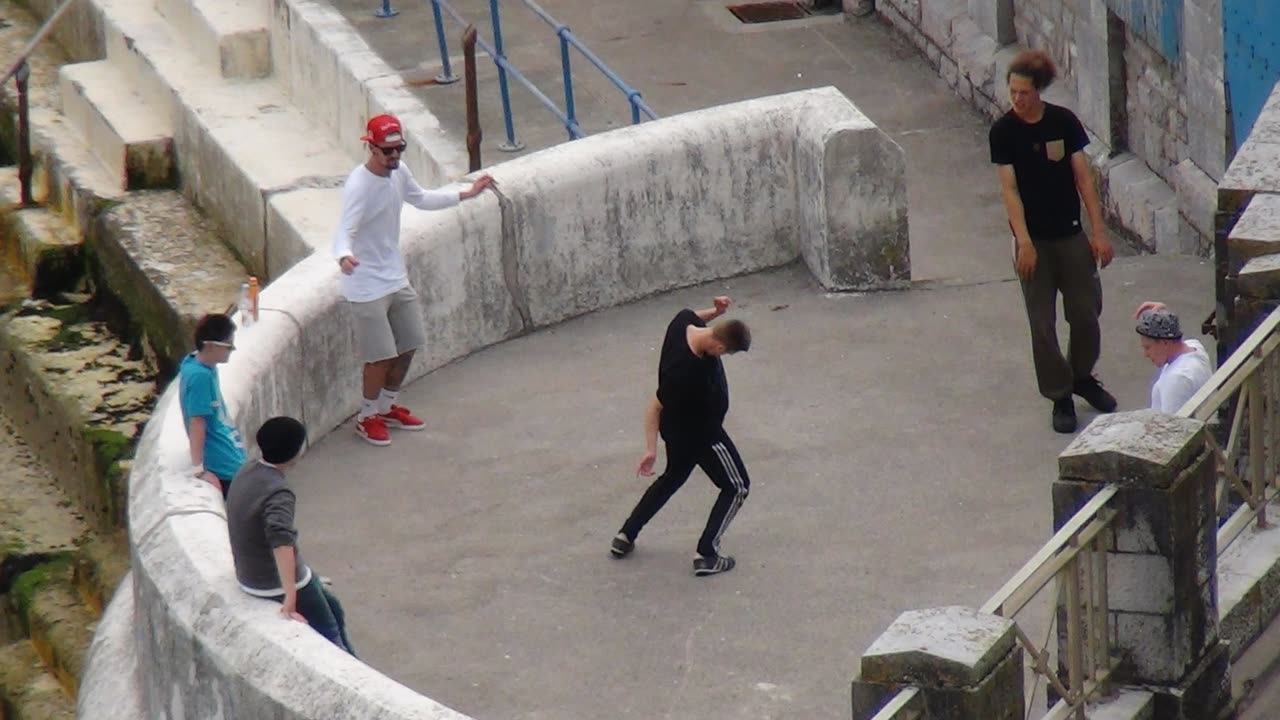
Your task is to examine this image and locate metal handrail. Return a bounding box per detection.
[427,0,657,150]
[868,687,921,720]
[516,0,658,125]
[2,0,77,205]
[0,0,77,86]
[869,485,1120,720]
[1177,306,1280,554]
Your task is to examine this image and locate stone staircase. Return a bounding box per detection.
[0,407,129,720]
[0,0,304,710]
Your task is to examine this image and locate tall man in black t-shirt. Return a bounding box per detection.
[610,296,752,577]
[989,49,1117,434]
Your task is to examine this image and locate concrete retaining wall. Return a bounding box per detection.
[266,0,469,186]
[94,86,909,718]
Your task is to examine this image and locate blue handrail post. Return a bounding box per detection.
[557,28,577,141]
[489,0,525,151]
[429,0,459,83]
[374,0,398,18]
[628,91,643,124]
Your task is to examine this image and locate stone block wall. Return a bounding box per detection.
[1010,0,1082,103]
[866,0,1228,257]
[1123,31,1188,185]
[1218,84,1280,354]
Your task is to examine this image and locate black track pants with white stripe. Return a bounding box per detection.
[620,430,750,559]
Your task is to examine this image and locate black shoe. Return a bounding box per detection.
[693,555,736,577]
[1074,376,1118,413]
[610,533,634,558]
[1052,397,1078,434]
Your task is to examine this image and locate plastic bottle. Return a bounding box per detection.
[247,276,260,323]
[237,282,254,328]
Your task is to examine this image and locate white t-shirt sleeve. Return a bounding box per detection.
[332,174,369,260]
[400,164,462,211]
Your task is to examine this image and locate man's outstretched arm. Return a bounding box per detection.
[695,296,731,322]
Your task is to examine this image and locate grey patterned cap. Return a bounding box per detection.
[1136,308,1182,340]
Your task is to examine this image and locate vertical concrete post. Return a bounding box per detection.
[1074,0,1124,148]
[967,0,1014,45]
[851,606,1023,720]
[1055,410,1230,719]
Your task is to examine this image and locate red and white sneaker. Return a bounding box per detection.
[379,404,425,431]
[355,415,392,446]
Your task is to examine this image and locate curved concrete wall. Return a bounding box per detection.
[84,86,907,718]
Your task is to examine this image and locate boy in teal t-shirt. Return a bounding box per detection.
[179,314,246,495]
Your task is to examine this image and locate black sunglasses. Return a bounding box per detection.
[376,143,407,155]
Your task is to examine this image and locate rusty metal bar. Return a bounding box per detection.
[462,25,482,173]
[1091,534,1110,696]
[15,61,33,206]
[1250,375,1267,528]
[0,0,77,86]
[1013,622,1072,704]
[1064,557,1085,718]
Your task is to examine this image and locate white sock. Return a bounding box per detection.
[378,389,399,414]
[359,397,378,420]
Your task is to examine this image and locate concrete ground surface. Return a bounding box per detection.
[299,2,1277,718]
[297,256,1214,720]
[326,0,1014,284]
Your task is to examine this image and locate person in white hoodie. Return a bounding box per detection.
[1134,302,1213,414]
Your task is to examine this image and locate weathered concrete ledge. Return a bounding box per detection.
[1218,505,1280,661]
[93,87,910,718]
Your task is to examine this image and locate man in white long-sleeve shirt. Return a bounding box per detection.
[1134,302,1213,415]
[333,114,495,446]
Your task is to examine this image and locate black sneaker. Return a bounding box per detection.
[610,533,634,558]
[1052,397,1078,434]
[1074,376,1118,413]
[693,555,736,577]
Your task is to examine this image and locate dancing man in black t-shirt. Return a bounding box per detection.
[989,49,1117,434]
[611,297,752,577]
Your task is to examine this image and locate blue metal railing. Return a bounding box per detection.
[428,0,659,150]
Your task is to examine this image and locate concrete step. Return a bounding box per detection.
[58,60,176,191]
[70,531,128,618]
[0,296,156,529]
[1087,688,1155,719]
[0,409,90,598]
[1229,193,1280,270]
[155,0,271,79]
[0,168,85,299]
[90,190,246,374]
[103,0,351,278]
[10,559,95,698]
[0,641,75,720]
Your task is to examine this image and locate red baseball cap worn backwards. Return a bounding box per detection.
[363,114,403,145]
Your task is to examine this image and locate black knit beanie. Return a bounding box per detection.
[257,416,307,465]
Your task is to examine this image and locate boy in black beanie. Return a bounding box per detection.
[226,416,355,655]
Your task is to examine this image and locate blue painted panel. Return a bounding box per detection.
[1224,0,1280,148]
[1105,0,1183,60]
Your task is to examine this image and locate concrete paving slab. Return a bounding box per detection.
[321,1,1027,284]
[294,253,1214,720]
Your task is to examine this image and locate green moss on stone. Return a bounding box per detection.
[47,324,87,350]
[84,428,135,526]
[84,428,131,471]
[10,556,72,619]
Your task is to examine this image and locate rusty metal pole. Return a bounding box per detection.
[463,25,482,173]
[15,60,33,206]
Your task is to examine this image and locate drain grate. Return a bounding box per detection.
[727,1,810,23]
